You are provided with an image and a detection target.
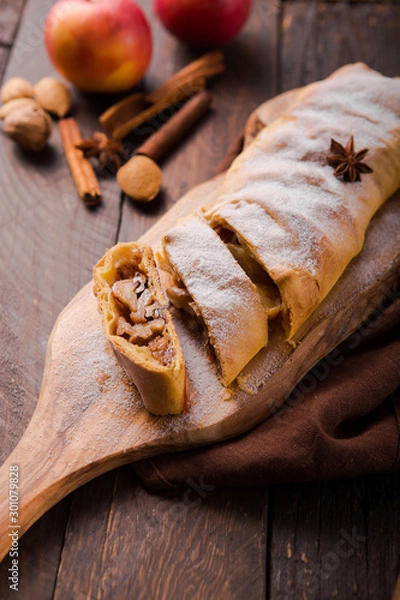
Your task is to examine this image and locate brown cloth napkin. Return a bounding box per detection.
[133,295,400,490]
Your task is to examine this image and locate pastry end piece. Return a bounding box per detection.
[94,243,186,415]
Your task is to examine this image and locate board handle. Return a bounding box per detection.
[0,406,109,563]
[0,413,64,562]
[0,392,153,563]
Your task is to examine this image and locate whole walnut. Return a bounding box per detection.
[2,103,52,151]
[0,97,40,120]
[34,77,71,118]
[0,77,34,103]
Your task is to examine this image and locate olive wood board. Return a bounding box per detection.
[0,101,399,563]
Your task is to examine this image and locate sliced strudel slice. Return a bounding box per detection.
[163,215,269,385]
[94,243,185,415]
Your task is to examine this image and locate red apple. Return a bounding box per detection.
[45,0,152,93]
[154,0,252,47]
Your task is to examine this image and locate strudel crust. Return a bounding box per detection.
[93,243,186,415]
[205,63,400,337]
[163,215,269,385]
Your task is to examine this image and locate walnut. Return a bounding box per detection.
[0,77,34,104]
[2,103,52,151]
[112,279,139,313]
[34,77,72,118]
[116,316,165,344]
[0,98,39,120]
[148,336,176,366]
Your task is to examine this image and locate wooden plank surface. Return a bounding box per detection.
[0,0,399,599]
[280,1,400,92]
[0,0,123,595]
[53,3,278,599]
[0,0,26,46]
[79,472,267,600]
[0,0,273,598]
[268,4,400,600]
[269,476,400,599]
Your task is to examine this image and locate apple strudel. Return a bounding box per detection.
[94,63,400,414]
[204,63,400,337]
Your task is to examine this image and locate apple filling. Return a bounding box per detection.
[214,225,282,318]
[165,271,214,350]
[112,258,176,367]
[164,226,282,323]
[166,282,198,317]
[156,250,199,320]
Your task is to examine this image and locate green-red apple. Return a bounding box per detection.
[154,0,252,47]
[45,0,152,93]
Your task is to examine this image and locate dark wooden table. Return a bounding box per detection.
[0,1,399,598]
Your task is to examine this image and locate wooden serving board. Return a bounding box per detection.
[0,119,399,564]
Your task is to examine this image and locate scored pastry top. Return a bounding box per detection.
[203,63,400,336]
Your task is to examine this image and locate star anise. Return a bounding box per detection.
[327,136,373,183]
[76,131,124,170]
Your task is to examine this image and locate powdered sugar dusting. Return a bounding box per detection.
[206,64,400,333]
[164,215,268,384]
[24,187,399,499]
[24,66,400,494]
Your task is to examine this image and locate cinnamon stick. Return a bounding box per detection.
[137,90,213,163]
[99,51,224,140]
[98,92,149,138]
[59,118,102,206]
[145,51,224,104]
[117,90,213,203]
[112,77,207,141]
